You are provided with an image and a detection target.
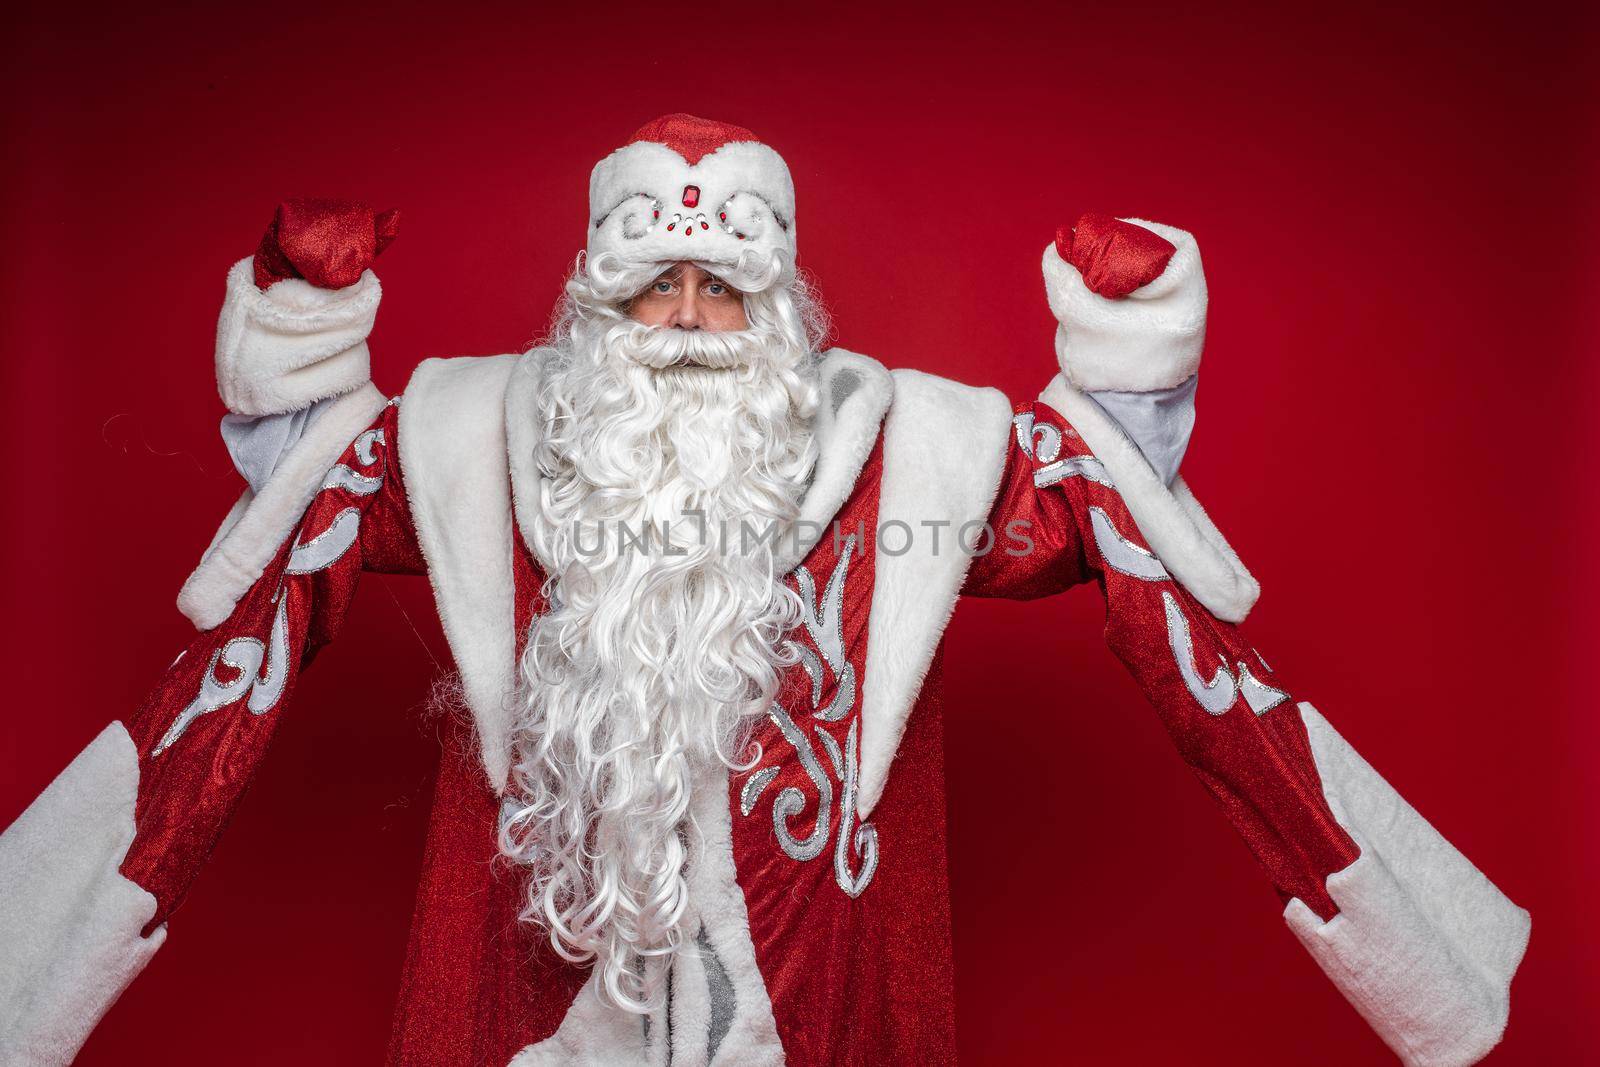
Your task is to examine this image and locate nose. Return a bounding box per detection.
[667,283,702,329]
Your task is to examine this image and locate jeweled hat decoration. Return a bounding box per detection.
[587,114,797,285]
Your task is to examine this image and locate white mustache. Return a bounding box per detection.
[608,322,768,370]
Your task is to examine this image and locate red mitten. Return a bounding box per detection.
[253,198,401,291]
[1054,213,1175,299]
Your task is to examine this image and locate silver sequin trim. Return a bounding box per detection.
[1089,507,1170,582]
[353,427,384,466]
[768,702,833,862]
[1162,590,1237,716]
[320,464,383,496]
[1012,412,1035,455]
[739,766,780,817]
[1035,454,1115,490]
[154,595,291,755]
[1012,411,1063,463]
[246,595,290,714]
[795,644,824,708]
[795,535,854,676]
[833,719,879,898]
[813,662,856,723]
[818,728,845,780]
[743,536,879,896]
[286,507,361,574]
[1237,660,1290,716]
[154,640,263,755]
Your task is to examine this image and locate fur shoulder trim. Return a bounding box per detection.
[177,383,388,630]
[1040,374,1258,623]
[399,355,521,791]
[857,370,1013,818]
[215,256,381,416]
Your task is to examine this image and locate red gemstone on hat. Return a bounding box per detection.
[699,220,708,230]
[682,185,700,208]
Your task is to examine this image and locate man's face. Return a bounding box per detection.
[627,262,749,331]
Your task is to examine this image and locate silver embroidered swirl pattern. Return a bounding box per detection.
[1019,408,1292,719]
[154,429,386,754]
[740,535,879,897]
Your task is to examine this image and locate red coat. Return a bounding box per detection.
[0,235,1529,1065]
[0,367,1525,1064]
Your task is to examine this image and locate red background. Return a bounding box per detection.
[3,3,1594,1063]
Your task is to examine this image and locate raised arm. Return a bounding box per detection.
[961,222,1530,1064]
[0,203,421,1063]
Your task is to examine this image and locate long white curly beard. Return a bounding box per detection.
[500,264,821,1013]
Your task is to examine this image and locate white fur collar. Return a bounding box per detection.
[501,351,1015,819]
[503,347,894,575]
[400,348,891,792]
[398,354,523,789]
[856,371,1013,818]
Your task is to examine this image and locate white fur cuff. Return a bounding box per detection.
[0,723,165,1064]
[1285,704,1530,1066]
[215,256,381,416]
[1042,218,1207,393]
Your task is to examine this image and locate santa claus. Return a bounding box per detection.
[0,115,1529,1065]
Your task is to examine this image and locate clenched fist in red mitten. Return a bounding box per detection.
[1054,213,1176,299]
[253,198,400,291]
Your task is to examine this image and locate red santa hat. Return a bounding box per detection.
[587,114,797,287]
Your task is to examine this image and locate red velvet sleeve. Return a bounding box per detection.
[965,400,1360,918]
[119,400,421,928]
